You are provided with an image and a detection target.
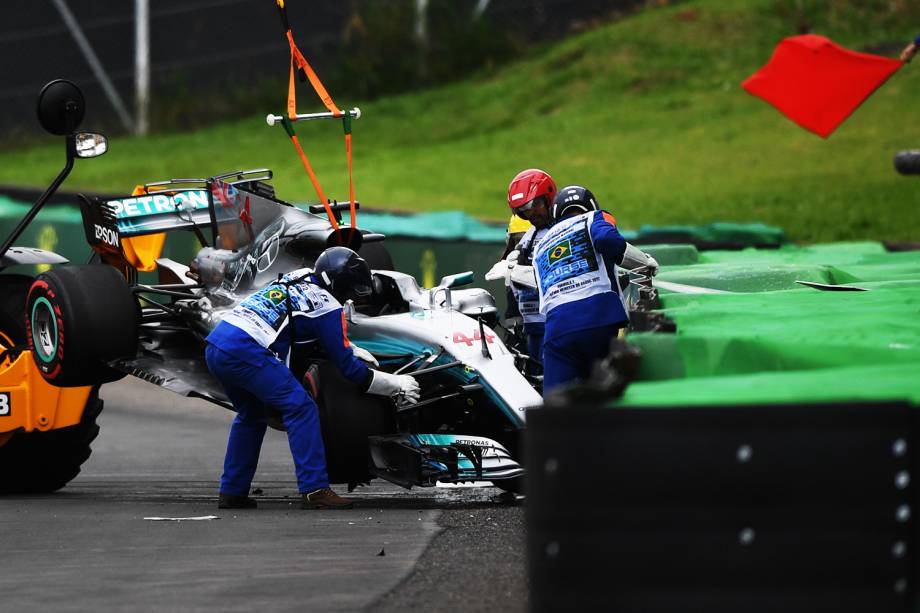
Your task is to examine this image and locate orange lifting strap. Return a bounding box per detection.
[276,0,357,245]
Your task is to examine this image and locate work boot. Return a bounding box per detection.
[302,487,353,510]
[218,493,258,509]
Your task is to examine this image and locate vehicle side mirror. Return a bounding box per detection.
[37,79,85,135]
[438,271,474,289]
[74,133,107,158]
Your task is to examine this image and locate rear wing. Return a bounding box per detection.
[78,168,375,272]
[78,169,280,271]
[105,169,275,238]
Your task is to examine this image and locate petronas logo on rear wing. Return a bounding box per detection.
[107,190,211,237]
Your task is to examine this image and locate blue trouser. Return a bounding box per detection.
[526,331,544,365]
[542,324,622,397]
[524,330,544,377]
[205,343,328,496]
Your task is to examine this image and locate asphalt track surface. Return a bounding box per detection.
[1,379,526,612]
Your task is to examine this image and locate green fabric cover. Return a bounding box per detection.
[634,222,788,248]
[355,210,508,243]
[640,244,700,266]
[0,195,83,224]
[617,242,920,407]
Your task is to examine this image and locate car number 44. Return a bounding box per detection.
[452,329,494,347]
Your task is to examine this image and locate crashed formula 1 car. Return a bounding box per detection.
[0,80,540,495]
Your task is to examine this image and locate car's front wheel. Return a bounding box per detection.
[314,361,393,485]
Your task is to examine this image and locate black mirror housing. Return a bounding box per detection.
[36,79,85,135]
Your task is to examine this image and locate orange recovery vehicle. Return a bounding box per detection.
[0,80,111,492]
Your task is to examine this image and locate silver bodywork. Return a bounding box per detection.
[347,270,542,421]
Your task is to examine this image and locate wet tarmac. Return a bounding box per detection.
[0,378,526,612]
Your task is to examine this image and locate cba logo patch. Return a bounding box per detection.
[264,288,286,305]
[548,240,571,264]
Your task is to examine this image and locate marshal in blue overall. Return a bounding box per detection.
[205,247,419,510]
[533,186,629,395]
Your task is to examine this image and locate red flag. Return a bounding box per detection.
[742,34,903,138]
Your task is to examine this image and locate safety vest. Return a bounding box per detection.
[220,268,339,349]
[535,212,617,314]
[534,210,628,339]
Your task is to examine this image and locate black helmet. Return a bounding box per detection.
[552,185,599,221]
[313,247,373,303]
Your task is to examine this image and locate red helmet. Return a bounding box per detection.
[507,168,557,213]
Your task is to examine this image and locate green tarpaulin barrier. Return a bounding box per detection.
[633,221,789,249]
[357,211,506,243]
[618,242,920,407]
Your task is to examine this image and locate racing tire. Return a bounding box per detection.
[358,242,394,271]
[0,274,104,493]
[315,361,394,484]
[26,265,139,387]
[0,388,103,494]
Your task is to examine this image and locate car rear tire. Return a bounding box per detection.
[26,265,139,387]
[0,274,104,493]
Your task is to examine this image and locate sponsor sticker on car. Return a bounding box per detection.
[107,190,210,219]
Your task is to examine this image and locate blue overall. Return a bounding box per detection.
[526,328,545,366]
[542,324,623,393]
[205,273,370,496]
[534,210,628,396]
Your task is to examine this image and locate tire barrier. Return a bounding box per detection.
[526,401,917,613]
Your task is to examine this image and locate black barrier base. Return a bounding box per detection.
[526,402,918,613]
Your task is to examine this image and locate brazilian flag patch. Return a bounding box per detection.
[264,287,286,305]
[548,240,571,265]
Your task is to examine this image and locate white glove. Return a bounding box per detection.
[510,263,537,290]
[485,249,520,282]
[367,370,420,404]
[484,259,508,281]
[350,343,379,367]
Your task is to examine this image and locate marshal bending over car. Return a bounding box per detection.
[0,80,540,494]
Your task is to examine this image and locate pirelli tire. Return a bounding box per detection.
[26,265,139,387]
[0,274,103,493]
